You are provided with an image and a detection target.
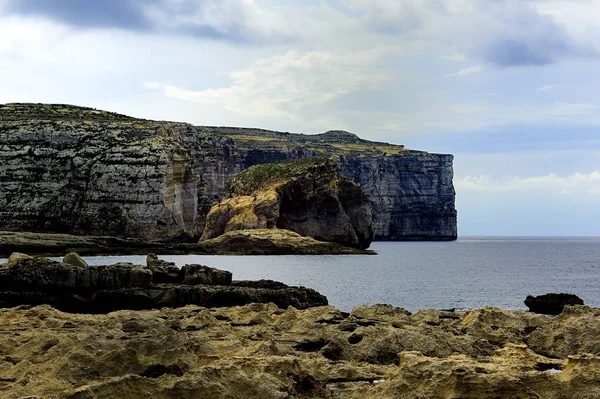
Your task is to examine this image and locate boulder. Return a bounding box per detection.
[201,158,374,249]
[524,293,584,315]
[5,252,32,268]
[63,252,88,268]
[181,264,232,286]
[146,253,182,284]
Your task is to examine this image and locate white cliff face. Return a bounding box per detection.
[337,154,457,240]
[0,105,213,240]
[0,104,456,241]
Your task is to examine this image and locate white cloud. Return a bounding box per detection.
[343,0,598,67]
[144,47,391,126]
[537,85,556,91]
[442,54,465,61]
[145,0,297,43]
[446,65,484,77]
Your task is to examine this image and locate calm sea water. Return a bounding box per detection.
[3,237,599,312]
[58,237,600,312]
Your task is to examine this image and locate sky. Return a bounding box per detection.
[1,0,599,236]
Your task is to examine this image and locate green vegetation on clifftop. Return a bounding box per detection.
[227,157,334,195]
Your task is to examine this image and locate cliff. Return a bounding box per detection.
[0,103,456,241]
[202,158,374,249]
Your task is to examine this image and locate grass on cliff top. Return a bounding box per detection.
[199,126,419,157]
[0,103,139,122]
[228,157,335,195]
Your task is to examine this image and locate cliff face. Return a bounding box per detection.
[0,103,456,241]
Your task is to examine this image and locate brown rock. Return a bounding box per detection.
[5,252,32,268]
[199,229,374,255]
[63,252,88,268]
[1,304,600,398]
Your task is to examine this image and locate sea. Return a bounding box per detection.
[35,236,600,313]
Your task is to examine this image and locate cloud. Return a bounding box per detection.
[446,65,484,78]
[537,85,556,91]
[442,54,465,62]
[1,0,294,44]
[145,47,390,126]
[342,0,597,67]
[3,0,152,30]
[456,171,600,195]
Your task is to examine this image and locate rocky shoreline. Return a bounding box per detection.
[1,254,595,398]
[1,302,600,398]
[0,254,328,313]
[0,231,375,257]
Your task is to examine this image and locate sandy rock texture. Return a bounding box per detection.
[1,303,599,398]
[201,158,374,249]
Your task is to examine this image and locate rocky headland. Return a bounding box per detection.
[0,103,457,246]
[1,301,600,398]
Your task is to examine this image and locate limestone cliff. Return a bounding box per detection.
[201,158,374,249]
[0,103,456,241]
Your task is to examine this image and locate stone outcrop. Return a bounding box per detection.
[0,255,327,313]
[525,293,584,315]
[200,229,374,255]
[1,303,600,398]
[63,251,88,268]
[0,103,456,242]
[201,158,374,249]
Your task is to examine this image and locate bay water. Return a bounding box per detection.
[73,236,600,312]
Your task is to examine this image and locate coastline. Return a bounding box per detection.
[0,231,375,257]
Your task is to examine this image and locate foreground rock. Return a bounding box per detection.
[202,157,374,249]
[1,304,600,398]
[0,255,327,313]
[199,229,374,255]
[525,293,584,315]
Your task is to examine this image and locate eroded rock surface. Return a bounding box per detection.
[0,304,599,398]
[202,158,374,249]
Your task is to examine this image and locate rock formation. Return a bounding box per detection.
[0,230,373,257]
[201,157,373,249]
[0,255,327,312]
[1,303,600,398]
[525,293,584,315]
[200,229,374,255]
[0,103,456,241]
